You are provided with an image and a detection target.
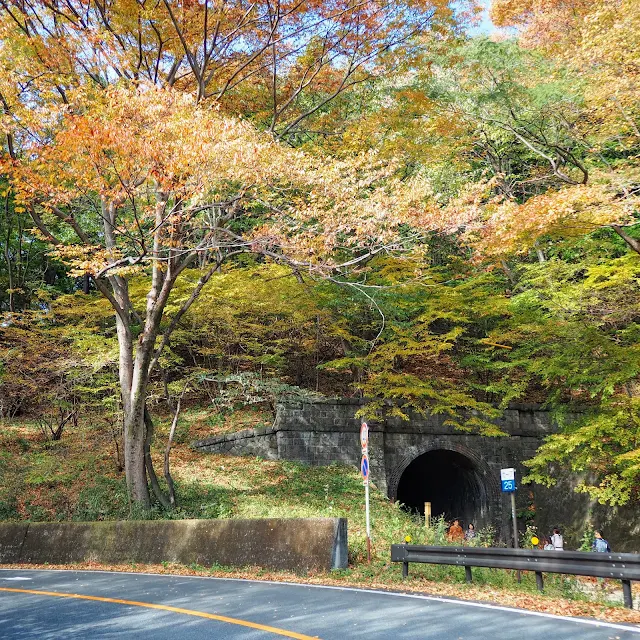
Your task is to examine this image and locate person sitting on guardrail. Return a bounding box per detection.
[592,530,611,553]
[464,523,476,542]
[447,519,464,543]
[551,528,564,550]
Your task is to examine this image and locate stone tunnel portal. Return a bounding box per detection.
[396,449,491,528]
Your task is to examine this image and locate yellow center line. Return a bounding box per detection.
[0,587,319,639]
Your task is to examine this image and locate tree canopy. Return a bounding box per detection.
[1,0,639,509]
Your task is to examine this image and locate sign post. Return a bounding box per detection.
[360,422,371,563]
[501,467,520,582]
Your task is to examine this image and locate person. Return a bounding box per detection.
[447,519,464,543]
[464,523,476,542]
[542,535,554,551]
[592,530,611,553]
[550,528,564,550]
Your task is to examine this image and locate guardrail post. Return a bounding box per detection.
[465,566,472,584]
[622,579,633,609]
[535,572,544,592]
[402,561,409,579]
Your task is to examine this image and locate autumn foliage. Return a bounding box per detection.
[0,0,639,514]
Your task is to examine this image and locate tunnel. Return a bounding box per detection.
[396,449,490,528]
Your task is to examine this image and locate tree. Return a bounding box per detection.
[319,255,507,433]
[163,263,346,391]
[477,240,640,504]
[335,31,640,259]
[0,0,460,138]
[1,81,434,507]
[319,17,640,502]
[0,186,71,312]
[0,0,464,510]
[490,0,640,134]
[490,0,591,50]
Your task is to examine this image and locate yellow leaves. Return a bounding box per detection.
[50,245,121,277]
[490,0,640,145]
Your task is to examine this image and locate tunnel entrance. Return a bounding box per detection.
[396,449,490,528]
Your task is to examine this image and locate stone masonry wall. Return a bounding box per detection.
[195,426,279,459]
[192,399,638,550]
[194,399,560,493]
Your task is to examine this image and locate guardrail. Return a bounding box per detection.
[391,544,640,608]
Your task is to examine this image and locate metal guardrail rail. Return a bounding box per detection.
[391,544,640,608]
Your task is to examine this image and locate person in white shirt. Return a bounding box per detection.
[551,528,564,550]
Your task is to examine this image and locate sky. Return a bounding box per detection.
[466,0,497,36]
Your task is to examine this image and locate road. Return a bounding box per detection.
[0,569,638,639]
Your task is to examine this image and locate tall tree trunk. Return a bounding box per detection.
[144,405,171,509]
[123,397,151,508]
[114,296,151,508]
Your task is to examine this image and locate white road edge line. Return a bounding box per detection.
[1,577,32,581]
[1,568,639,634]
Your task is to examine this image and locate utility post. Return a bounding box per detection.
[360,421,371,563]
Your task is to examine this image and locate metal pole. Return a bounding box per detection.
[365,481,371,563]
[622,580,633,609]
[510,492,521,582]
[510,492,518,548]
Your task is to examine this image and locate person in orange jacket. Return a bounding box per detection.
[447,519,464,543]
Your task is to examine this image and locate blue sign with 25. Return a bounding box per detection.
[501,479,516,493]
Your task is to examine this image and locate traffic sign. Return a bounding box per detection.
[361,454,369,482]
[501,468,516,493]
[501,479,516,492]
[360,422,369,449]
[501,468,515,481]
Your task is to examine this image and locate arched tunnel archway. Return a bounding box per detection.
[396,449,491,528]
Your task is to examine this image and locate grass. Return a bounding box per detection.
[0,410,636,615]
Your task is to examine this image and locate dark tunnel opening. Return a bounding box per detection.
[396,449,489,528]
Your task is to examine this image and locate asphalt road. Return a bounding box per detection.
[1,569,638,639]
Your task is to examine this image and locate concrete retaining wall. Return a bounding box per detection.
[0,523,28,563]
[0,518,348,572]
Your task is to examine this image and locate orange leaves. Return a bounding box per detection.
[478,0,640,260]
[490,0,592,49]
[458,177,640,259]
[11,86,284,203]
[0,0,462,129]
[5,82,442,276]
[490,0,640,132]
